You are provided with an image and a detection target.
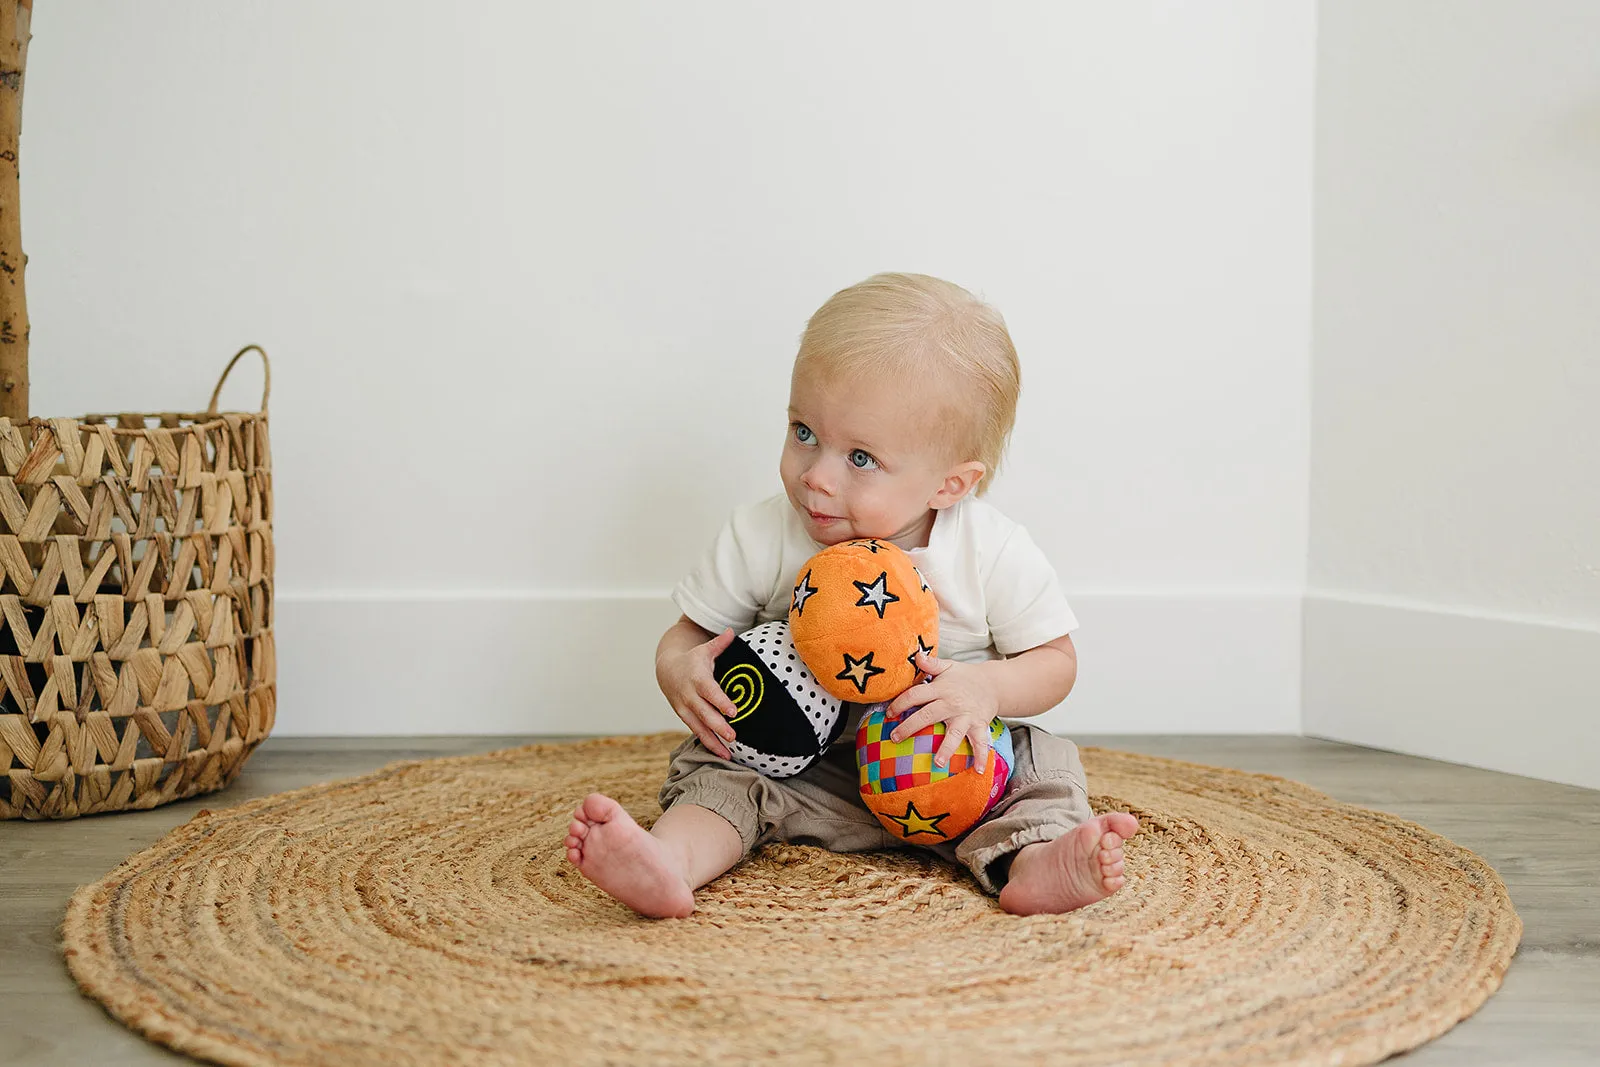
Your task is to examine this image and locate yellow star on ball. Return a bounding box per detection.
[835,651,886,694]
[886,799,951,839]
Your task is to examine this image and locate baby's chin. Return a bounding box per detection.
[808,519,898,547]
[806,523,855,546]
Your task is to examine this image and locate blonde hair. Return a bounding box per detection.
[793,272,1021,495]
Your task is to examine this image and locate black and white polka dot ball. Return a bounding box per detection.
[714,620,845,779]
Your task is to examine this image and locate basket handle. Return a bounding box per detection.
[207,345,272,414]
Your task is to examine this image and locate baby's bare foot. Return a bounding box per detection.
[998,811,1140,916]
[564,793,696,919]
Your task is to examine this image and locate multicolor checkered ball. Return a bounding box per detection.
[786,539,939,704]
[855,705,1013,842]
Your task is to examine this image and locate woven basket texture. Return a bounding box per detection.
[63,734,1523,1067]
[0,347,274,819]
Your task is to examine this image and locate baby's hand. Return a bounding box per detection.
[884,650,1001,771]
[656,627,740,759]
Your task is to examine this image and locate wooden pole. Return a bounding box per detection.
[0,0,29,422]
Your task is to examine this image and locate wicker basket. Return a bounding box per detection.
[0,347,274,819]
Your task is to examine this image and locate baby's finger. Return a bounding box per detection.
[695,700,738,745]
[674,699,734,756]
[887,679,936,720]
[934,727,965,769]
[697,677,741,720]
[697,721,734,761]
[703,627,737,657]
[915,649,953,677]
[970,731,991,774]
[889,703,936,744]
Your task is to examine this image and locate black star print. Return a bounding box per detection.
[913,565,929,592]
[791,569,819,616]
[906,634,935,672]
[836,651,886,695]
[852,571,900,619]
[847,539,883,553]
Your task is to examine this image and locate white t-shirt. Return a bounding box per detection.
[671,493,1078,663]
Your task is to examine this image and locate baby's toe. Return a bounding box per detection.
[579,793,621,823]
[1106,812,1140,839]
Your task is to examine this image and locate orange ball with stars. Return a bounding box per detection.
[786,539,939,704]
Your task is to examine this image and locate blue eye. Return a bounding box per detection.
[849,449,878,470]
[793,423,815,444]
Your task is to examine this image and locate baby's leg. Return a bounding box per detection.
[569,721,896,917]
[999,812,1139,915]
[566,735,765,918]
[565,796,742,919]
[940,724,1138,915]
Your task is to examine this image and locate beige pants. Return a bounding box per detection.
[658,710,1094,894]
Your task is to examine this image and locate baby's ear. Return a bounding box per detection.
[930,461,986,507]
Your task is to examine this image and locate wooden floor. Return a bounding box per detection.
[2,734,1597,1065]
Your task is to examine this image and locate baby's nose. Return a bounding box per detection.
[801,462,834,494]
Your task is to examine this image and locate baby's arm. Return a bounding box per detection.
[975,633,1077,719]
[655,615,741,759]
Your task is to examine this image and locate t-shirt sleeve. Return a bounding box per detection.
[984,524,1079,655]
[670,503,781,636]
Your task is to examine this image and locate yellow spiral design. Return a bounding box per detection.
[719,664,764,724]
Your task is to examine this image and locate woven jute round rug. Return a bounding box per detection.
[63,733,1521,1067]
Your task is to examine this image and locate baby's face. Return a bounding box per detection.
[780,368,971,550]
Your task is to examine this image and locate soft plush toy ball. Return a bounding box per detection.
[712,620,846,778]
[855,706,1013,841]
[787,539,939,704]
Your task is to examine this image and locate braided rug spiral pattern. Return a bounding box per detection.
[63,733,1521,1066]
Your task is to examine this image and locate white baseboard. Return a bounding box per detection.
[271,591,1303,737]
[1056,592,1302,735]
[1303,592,1600,791]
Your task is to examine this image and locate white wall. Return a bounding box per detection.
[1307,1,1600,788]
[24,3,1313,736]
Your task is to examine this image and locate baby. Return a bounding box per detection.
[566,272,1138,918]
